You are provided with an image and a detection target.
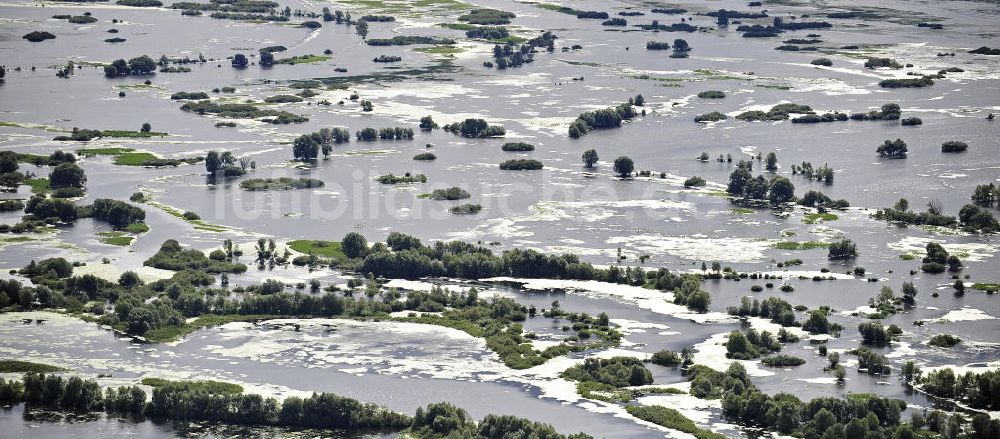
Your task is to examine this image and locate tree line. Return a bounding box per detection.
[568,96,643,138]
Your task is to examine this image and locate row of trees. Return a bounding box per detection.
[104,55,157,77]
[917,368,1000,410]
[291,128,350,160]
[442,118,505,138]
[357,127,414,141]
[2,373,594,438]
[727,296,798,327]
[0,373,145,414]
[874,197,997,232]
[568,97,642,138]
[727,165,796,203]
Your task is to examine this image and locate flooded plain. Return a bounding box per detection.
[1,0,999,437]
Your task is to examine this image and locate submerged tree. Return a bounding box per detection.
[232,53,248,69]
[582,149,599,168]
[613,156,634,178]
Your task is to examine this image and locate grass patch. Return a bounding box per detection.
[78,148,172,167]
[692,68,747,81]
[1,236,35,244]
[100,130,168,138]
[439,23,477,30]
[127,223,150,234]
[804,212,838,224]
[641,387,688,395]
[97,231,133,246]
[489,36,526,44]
[899,254,916,260]
[114,152,160,166]
[77,147,135,156]
[275,54,331,65]
[730,207,755,214]
[972,283,1000,293]
[772,241,829,250]
[626,405,725,439]
[340,150,394,156]
[239,177,324,191]
[413,45,464,55]
[288,240,345,259]
[146,201,229,232]
[577,381,634,403]
[140,377,243,395]
[23,178,50,194]
[0,359,66,373]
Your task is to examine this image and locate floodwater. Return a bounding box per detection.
[1,0,999,437]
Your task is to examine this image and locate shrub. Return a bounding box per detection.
[928,334,961,348]
[646,41,670,50]
[864,57,903,69]
[499,159,543,170]
[264,95,303,103]
[23,31,56,42]
[428,187,470,200]
[501,142,535,152]
[761,354,805,367]
[694,112,727,123]
[170,91,209,100]
[683,176,706,187]
[649,350,682,366]
[561,357,653,387]
[876,139,907,158]
[697,90,725,99]
[941,141,968,153]
[567,100,639,138]
[450,203,482,214]
[879,77,934,88]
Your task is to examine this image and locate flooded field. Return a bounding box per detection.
[0,0,998,437]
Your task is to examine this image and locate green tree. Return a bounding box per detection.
[127,55,157,74]
[727,168,752,195]
[768,176,795,203]
[49,163,86,188]
[342,232,368,259]
[0,151,18,173]
[726,331,750,356]
[686,290,711,313]
[119,271,143,288]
